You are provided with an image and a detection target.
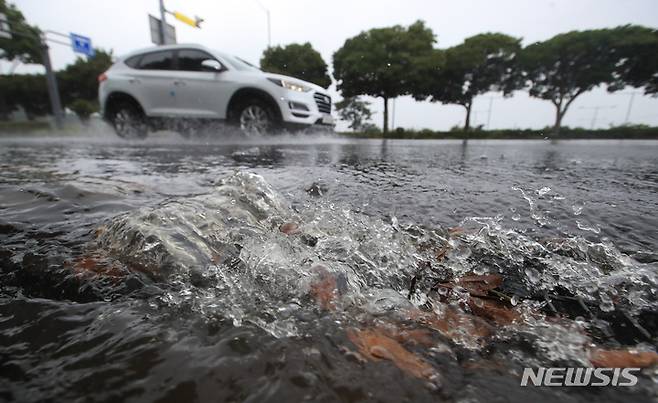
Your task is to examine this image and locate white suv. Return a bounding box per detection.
[98,44,334,138]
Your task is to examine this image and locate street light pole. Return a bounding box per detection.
[266,8,271,48]
[255,1,271,48]
[39,39,64,129]
[486,96,494,129]
[579,105,616,129]
[625,92,636,124]
[159,0,166,45]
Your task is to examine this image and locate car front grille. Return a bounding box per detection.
[314,93,331,114]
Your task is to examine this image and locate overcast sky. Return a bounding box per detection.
[5,0,658,130]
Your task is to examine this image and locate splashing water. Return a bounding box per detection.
[84,172,657,368]
[2,138,658,402]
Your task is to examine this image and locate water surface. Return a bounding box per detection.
[1,134,657,402]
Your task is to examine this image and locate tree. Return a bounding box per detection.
[69,99,95,123]
[519,29,618,135]
[333,20,435,134]
[335,96,373,131]
[58,49,113,108]
[415,33,521,131]
[0,0,42,64]
[0,49,112,121]
[0,74,49,119]
[606,25,658,95]
[260,43,331,88]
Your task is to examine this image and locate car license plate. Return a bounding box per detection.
[322,115,334,125]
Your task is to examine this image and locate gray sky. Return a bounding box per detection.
[5,0,658,130]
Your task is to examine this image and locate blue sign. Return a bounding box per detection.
[70,33,95,57]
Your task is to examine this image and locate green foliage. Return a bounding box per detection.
[0,74,49,119]
[260,43,331,88]
[361,122,380,134]
[341,126,658,140]
[334,96,373,130]
[69,99,95,122]
[58,49,113,107]
[333,20,435,133]
[606,25,658,95]
[416,33,521,130]
[0,49,111,120]
[0,119,50,133]
[519,29,619,134]
[0,0,42,64]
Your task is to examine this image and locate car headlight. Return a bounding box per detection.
[268,78,312,93]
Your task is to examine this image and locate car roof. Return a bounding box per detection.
[120,43,211,60]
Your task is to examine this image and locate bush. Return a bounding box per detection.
[69,99,96,122]
[340,126,658,139]
[361,123,381,134]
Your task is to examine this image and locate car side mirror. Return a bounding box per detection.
[201,59,223,72]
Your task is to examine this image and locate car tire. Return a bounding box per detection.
[109,101,148,139]
[231,98,280,137]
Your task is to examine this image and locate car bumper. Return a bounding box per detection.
[275,90,335,128]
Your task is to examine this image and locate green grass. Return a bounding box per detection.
[0,120,51,133]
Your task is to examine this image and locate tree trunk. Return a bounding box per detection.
[553,105,563,136]
[382,96,389,135]
[552,91,583,137]
[463,102,472,131]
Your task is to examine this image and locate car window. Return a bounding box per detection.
[124,55,141,68]
[138,51,174,70]
[177,49,219,72]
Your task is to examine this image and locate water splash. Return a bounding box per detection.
[86,172,656,364]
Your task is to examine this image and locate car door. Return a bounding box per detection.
[129,50,177,116]
[172,49,233,119]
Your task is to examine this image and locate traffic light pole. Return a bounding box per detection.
[40,40,64,129]
[159,0,166,45]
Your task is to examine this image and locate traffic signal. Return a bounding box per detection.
[172,11,203,28]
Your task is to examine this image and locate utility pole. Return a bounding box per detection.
[2,23,65,129]
[484,95,503,130]
[486,97,494,129]
[154,1,203,45]
[40,39,64,129]
[579,105,616,129]
[624,92,639,124]
[471,109,486,129]
[159,0,166,45]
[610,91,642,124]
[265,8,271,48]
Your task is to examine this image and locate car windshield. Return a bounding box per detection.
[216,52,260,72]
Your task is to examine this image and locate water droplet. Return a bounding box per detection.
[525,267,541,284]
[599,293,615,312]
[512,213,521,221]
[510,295,518,306]
[576,220,600,234]
[536,186,551,196]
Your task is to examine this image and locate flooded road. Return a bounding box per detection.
[1,134,657,402]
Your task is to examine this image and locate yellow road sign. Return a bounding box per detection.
[173,11,203,28]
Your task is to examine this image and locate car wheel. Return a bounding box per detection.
[110,102,148,139]
[235,99,278,137]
